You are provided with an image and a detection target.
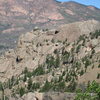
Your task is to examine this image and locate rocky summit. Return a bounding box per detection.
[0,20,100,99]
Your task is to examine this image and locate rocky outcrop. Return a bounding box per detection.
[19,93,37,100]
[56,20,100,42]
[0,28,60,81]
[0,20,100,82]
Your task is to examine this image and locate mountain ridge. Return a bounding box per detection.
[0,0,100,33]
[0,0,100,54]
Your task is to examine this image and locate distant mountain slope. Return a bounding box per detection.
[0,0,100,34]
[0,0,100,53]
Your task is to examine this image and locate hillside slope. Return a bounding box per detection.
[0,20,100,99]
[0,20,100,81]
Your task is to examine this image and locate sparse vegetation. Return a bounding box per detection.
[82,56,91,69]
[19,87,25,97]
[75,81,100,100]
[76,44,81,53]
[32,82,40,91]
[97,73,100,79]
[27,78,32,91]
[98,64,100,68]
[77,34,85,45]
[32,65,45,76]
[40,80,52,92]
[90,30,100,39]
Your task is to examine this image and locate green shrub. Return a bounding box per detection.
[76,44,81,53]
[19,87,25,97]
[98,64,100,68]
[23,67,28,74]
[54,49,58,54]
[8,79,12,89]
[27,71,32,78]
[79,70,84,76]
[23,74,27,82]
[27,78,32,91]
[32,65,45,76]
[65,74,71,82]
[46,54,60,68]
[82,56,91,68]
[75,81,100,100]
[77,34,85,44]
[0,82,3,91]
[54,81,66,92]
[62,51,70,64]
[67,81,77,92]
[32,82,40,91]
[46,55,55,68]
[58,75,63,82]
[55,54,60,68]
[90,30,100,39]
[40,80,52,92]
[85,59,91,68]
[97,73,100,79]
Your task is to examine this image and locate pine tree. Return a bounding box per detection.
[23,74,27,82]
[55,53,60,68]
[19,87,25,97]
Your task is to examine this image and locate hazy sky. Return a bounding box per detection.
[56,0,100,8]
